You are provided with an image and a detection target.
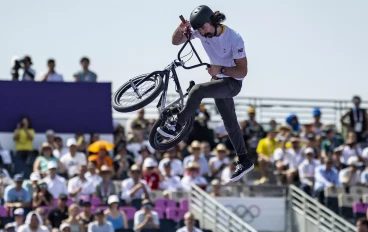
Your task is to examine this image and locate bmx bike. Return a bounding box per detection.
[112,15,210,150]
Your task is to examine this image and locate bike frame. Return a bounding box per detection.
[133,31,210,115]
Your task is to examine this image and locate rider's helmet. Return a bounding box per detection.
[190,5,214,30]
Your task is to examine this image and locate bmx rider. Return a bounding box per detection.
[157,5,254,182]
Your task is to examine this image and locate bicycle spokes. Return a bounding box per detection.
[119,79,157,106]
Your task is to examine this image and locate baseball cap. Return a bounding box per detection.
[14,208,24,216]
[304,147,315,155]
[22,55,33,64]
[59,223,71,231]
[82,201,92,207]
[45,129,55,136]
[100,165,111,172]
[143,157,157,168]
[14,174,23,182]
[30,172,41,181]
[211,179,220,185]
[94,208,105,216]
[38,181,48,189]
[306,133,316,140]
[347,156,363,167]
[40,142,52,150]
[59,193,68,200]
[48,161,58,170]
[139,145,151,154]
[334,146,344,153]
[107,195,119,205]
[163,161,171,168]
[312,108,321,116]
[4,224,15,229]
[248,107,256,114]
[130,164,141,171]
[67,138,77,147]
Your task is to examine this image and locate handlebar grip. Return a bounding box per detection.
[179,15,186,23]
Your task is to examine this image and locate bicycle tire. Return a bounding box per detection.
[149,116,195,150]
[112,72,163,113]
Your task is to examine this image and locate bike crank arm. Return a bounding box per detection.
[129,79,142,99]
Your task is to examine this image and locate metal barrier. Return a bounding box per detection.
[113,94,365,130]
[189,184,258,232]
[214,184,288,198]
[289,185,357,232]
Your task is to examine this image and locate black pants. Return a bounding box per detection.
[177,78,247,156]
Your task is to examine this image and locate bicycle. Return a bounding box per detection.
[112,15,210,150]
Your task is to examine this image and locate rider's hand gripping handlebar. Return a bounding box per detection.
[178,15,211,69]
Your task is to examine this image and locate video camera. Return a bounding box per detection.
[11,56,32,80]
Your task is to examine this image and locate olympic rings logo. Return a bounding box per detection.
[225,204,261,223]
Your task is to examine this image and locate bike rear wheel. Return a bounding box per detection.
[149,116,194,150]
[112,72,163,113]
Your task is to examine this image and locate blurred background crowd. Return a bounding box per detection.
[1,55,368,231]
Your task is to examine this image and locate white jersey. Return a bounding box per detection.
[192,25,246,80]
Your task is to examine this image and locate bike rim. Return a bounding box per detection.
[117,75,160,108]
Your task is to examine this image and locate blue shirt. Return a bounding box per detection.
[313,166,340,192]
[4,185,31,203]
[107,213,124,229]
[74,70,97,82]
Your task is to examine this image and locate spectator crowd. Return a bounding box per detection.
[10,55,97,82]
[2,55,368,231]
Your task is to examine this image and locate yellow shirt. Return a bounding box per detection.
[285,141,292,149]
[256,137,280,157]
[14,129,35,151]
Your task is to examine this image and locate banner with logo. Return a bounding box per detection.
[216,197,285,232]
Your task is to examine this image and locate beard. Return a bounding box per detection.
[204,32,214,38]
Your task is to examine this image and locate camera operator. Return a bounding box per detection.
[11,56,36,81]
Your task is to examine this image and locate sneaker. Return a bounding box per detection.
[157,121,182,139]
[230,157,254,182]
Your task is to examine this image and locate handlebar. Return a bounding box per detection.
[177,15,210,70]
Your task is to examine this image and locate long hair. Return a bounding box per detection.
[210,11,226,27]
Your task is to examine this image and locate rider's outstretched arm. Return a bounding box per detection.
[172,20,191,45]
[172,27,187,45]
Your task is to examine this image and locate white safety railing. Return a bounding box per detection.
[189,184,258,232]
[289,185,357,232]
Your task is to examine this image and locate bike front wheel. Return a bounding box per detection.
[112,72,163,113]
[149,116,195,150]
